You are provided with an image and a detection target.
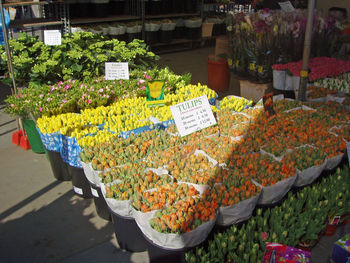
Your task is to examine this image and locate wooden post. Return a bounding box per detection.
[299,0,315,101]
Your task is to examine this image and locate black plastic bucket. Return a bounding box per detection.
[186,27,201,40]
[90,183,111,221]
[47,150,71,181]
[174,26,185,39]
[68,165,93,198]
[127,32,141,43]
[145,31,159,44]
[110,211,147,252]
[160,30,173,43]
[117,33,127,42]
[143,234,191,263]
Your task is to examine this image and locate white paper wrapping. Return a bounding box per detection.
[194,149,218,168]
[326,95,346,104]
[326,153,345,170]
[216,192,261,226]
[100,183,133,217]
[255,175,297,205]
[135,210,217,249]
[81,161,100,186]
[294,158,327,187]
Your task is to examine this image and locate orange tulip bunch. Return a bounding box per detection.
[282,146,327,171]
[150,197,217,234]
[210,177,260,207]
[132,183,199,212]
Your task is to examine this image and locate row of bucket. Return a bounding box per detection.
[46,150,189,263]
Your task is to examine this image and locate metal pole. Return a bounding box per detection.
[298,0,315,101]
[0,0,16,93]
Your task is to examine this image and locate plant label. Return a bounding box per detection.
[44,30,62,46]
[170,95,216,137]
[105,62,129,80]
[90,187,99,198]
[347,142,350,167]
[73,186,83,195]
[331,216,341,225]
[278,1,295,12]
[146,80,165,101]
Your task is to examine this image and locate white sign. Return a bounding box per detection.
[44,30,62,46]
[170,95,217,137]
[105,62,129,80]
[279,1,295,12]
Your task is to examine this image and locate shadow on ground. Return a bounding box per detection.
[0,188,120,263]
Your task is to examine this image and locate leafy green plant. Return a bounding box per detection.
[1,32,159,88]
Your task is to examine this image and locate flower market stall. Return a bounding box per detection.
[3,29,350,262]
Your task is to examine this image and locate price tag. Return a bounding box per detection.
[330,216,341,225]
[228,59,233,67]
[90,187,99,198]
[347,142,350,167]
[258,66,263,73]
[249,63,256,71]
[273,94,284,102]
[44,30,62,46]
[105,62,129,80]
[278,1,295,12]
[73,186,83,195]
[300,70,308,78]
[170,95,217,137]
[235,60,239,67]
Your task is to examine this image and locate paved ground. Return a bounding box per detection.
[0,47,349,263]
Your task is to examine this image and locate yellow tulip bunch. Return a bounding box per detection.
[77,129,117,148]
[176,83,216,101]
[219,96,253,112]
[37,83,217,139]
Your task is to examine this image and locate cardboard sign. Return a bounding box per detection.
[170,95,217,137]
[105,62,129,80]
[44,30,62,46]
[279,1,295,12]
[263,92,276,115]
[146,80,165,101]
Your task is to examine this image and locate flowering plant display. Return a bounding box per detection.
[227,9,342,82]
[272,57,350,82]
[5,67,191,119]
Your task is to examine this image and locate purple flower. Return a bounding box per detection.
[87,99,92,104]
[50,87,55,93]
[141,86,146,90]
[144,74,151,80]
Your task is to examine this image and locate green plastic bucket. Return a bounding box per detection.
[22,119,46,154]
